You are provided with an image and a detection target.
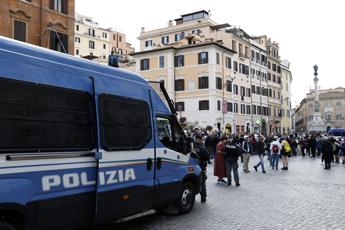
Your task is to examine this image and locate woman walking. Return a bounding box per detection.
[214,135,228,183]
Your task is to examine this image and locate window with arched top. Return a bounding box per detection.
[336,114,342,120]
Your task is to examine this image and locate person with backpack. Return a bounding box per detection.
[281,137,292,170]
[270,136,282,170]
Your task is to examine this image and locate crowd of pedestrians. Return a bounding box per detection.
[187,128,345,202]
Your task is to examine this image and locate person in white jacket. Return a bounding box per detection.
[270,137,282,170]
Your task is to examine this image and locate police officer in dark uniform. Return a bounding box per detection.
[193,134,210,203]
[224,135,241,187]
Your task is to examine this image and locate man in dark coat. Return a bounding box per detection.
[193,134,210,202]
[224,136,241,187]
[322,137,333,170]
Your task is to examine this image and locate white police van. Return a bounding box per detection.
[0,36,202,230]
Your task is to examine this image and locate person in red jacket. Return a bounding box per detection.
[214,135,228,183]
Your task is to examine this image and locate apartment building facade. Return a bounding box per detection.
[0,0,75,54]
[281,60,293,134]
[130,10,289,134]
[74,13,134,64]
[295,88,345,132]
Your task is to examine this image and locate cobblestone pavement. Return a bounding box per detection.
[89,156,345,230]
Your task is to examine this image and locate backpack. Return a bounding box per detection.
[272,144,279,154]
[283,141,291,153]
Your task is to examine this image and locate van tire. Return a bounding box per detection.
[0,221,16,230]
[177,182,195,214]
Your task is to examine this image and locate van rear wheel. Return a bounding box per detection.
[177,182,195,214]
[0,221,16,230]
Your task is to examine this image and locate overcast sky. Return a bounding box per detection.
[76,0,345,108]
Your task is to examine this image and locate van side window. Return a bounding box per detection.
[0,78,95,152]
[157,116,188,154]
[100,94,151,150]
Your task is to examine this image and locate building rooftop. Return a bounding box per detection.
[131,40,236,56]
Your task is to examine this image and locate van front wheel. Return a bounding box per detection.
[177,182,195,214]
[0,221,16,230]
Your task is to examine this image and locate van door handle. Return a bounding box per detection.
[147,158,153,171]
[157,157,162,170]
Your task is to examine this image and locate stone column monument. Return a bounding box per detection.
[308,65,325,132]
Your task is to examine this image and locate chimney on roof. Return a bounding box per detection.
[168,20,173,27]
[141,27,145,33]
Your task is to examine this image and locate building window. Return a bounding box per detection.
[113,34,116,40]
[161,36,169,45]
[198,77,209,89]
[257,106,262,115]
[175,79,185,91]
[256,86,261,95]
[216,53,220,65]
[217,100,221,111]
[234,103,238,113]
[102,32,107,39]
[336,114,342,120]
[175,55,184,67]
[336,102,341,106]
[246,105,251,114]
[49,0,68,14]
[252,105,256,114]
[88,40,95,49]
[75,37,80,43]
[119,36,122,42]
[232,40,236,51]
[238,43,243,57]
[246,88,251,97]
[88,28,95,37]
[50,31,68,53]
[175,32,185,41]
[145,40,152,47]
[159,56,165,68]
[226,57,232,69]
[103,44,106,49]
[13,20,27,42]
[227,102,233,112]
[75,49,79,55]
[241,104,246,114]
[245,47,249,58]
[216,77,222,90]
[76,24,79,31]
[251,85,256,94]
[233,61,238,72]
[140,59,150,70]
[175,102,185,111]
[198,52,208,64]
[277,77,281,84]
[233,84,238,95]
[240,86,245,97]
[199,100,209,110]
[272,64,277,72]
[226,80,232,92]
